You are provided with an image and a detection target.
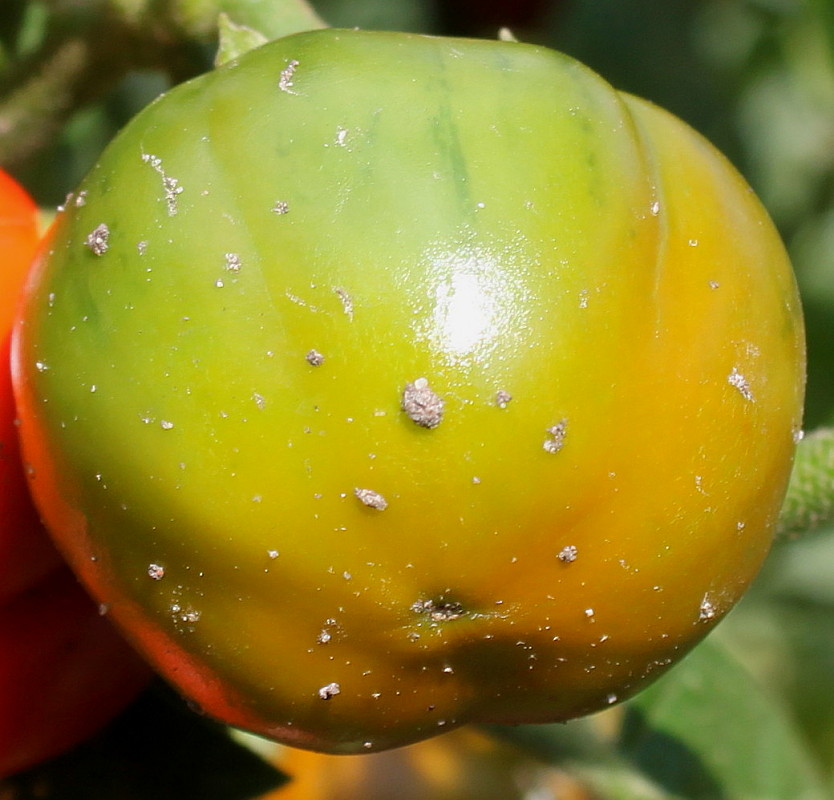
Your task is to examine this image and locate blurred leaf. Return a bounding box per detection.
[777,427,834,539]
[0,681,286,800]
[215,13,269,66]
[622,637,829,800]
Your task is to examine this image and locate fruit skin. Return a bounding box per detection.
[0,171,151,778]
[13,30,805,753]
[0,171,61,599]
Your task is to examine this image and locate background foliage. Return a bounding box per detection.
[2,1,834,798]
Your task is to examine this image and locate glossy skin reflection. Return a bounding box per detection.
[13,30,805,753]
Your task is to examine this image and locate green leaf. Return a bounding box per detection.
[622,637,828,800]
[215,12,268,66]
[215,0,326,41]
[777,427,834,539]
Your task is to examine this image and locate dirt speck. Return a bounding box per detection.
[318,682,340,699]
[543,420,567,453]
[306,349,325,366]
[148,563,165,580]
[402,378,444,429]
[279,60,300,94]
[557,545,577,563]
[728,368,754,402]
[354,487,388,510]
[85,224,110,255]
[495,390,512,409]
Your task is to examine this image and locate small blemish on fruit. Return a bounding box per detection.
[558,545,578,563]
[650,200,660,216]
[148,563,165,580]
[543,420,567,453]
[160,420,174,430]
[317,682,340,699]
[354,487,388,510]
[141,153,183,216]
[272,200,289,215]
[225,253,241,272]
[402,378,444,428]
[333,287,354,319]
[699,595,717,622]
[85,224,110,255]
[495,389,512,408]
[412,598,466,622]
[253,393,266,410]
[306,349,325,366]
[279,60,300,94]
[728,368,754,402]
[267,550,279,559]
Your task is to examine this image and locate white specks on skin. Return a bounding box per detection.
[224,253,241,272]
[35,361,49,372]
[306,349,325,366]
[317,682,341,699]
[650,200,660,216]
[85,224,110,255]
[543,420,567,454]
[137,240,148,255]
[688,238,699,247]
[354,487,388,511]
[279,60,300,94]
[699,595,717,622]
[402,378,444,429]
[253,393,266,410]
[494,389,512,409]
[584,608,595,619]
[272,200,289,215]
[267,550,279,559]
[728,368,754,402]
[558,545,578,563]
[160,420,174,430]
[333,287,354,320]
[148,563,165,580]
[141,153,183,216]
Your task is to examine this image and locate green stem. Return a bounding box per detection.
[776,427,834,539]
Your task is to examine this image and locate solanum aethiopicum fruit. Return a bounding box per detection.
[0,171,152,778]
[0,170,62,599]
[13,30,805,753]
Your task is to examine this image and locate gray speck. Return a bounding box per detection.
[85,224,110,255]
[306,349,325,366]
[495,389,512,409]
[318,682,340,699]
[558,545,577,563]
[728,368,754,402]
[543,420,567,453]
[354,487,388,511]
[272,200,289,215]
[333,287,354,319]
[279,60,300,94]
[402,378,444,428]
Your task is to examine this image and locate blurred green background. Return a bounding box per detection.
[1,2,834,798]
